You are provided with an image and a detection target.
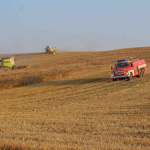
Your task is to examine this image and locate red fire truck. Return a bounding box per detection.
[110,58,147,81]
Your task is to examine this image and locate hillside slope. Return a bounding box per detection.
[0,47,150,149]
[0,47,150,90]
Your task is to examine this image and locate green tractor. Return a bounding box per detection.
[45,46,56,55]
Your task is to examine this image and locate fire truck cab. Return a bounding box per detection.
[110,58,147,81]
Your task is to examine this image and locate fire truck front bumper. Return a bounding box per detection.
[110,74,130,79]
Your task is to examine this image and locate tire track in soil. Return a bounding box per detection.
[25,76,126,106]
[41,72,150,105]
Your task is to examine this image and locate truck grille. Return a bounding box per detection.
[115,70,123,75]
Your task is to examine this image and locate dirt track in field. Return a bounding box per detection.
[0,47,150,149]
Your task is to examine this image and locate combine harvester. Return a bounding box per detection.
[45,46,56,55]
[0,57,30,71]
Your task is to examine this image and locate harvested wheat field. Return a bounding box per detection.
[0,47,150,150]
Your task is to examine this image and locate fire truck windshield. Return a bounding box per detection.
[115,62,130,68]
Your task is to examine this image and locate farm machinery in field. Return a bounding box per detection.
[45,46,56,55]
[0,57,30,71]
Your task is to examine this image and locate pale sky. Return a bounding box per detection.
[0,0,150,54]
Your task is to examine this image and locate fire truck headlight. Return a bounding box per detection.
[126,71,129,75]
[111,72,114,77]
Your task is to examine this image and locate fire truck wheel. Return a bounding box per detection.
[128,73,133,80]
[139,69,144,77]
[113,79,117,81]
[142,69,144,77]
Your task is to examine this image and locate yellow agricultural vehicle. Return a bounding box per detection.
[0,57,30,70]
[45,46,56,55]
[0,57,15,70]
